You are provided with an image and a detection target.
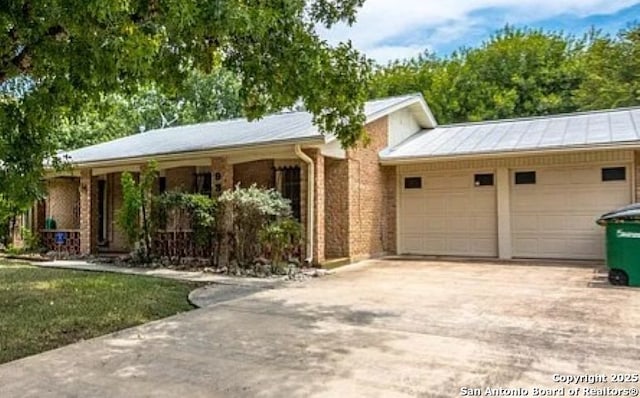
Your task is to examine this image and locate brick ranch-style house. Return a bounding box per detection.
[30,94,640,265]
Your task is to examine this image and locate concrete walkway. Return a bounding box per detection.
[33,260,283,286]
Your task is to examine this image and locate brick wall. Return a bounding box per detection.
[382,165,397,253]
[45,178,80,229]
[345,116,395,259]
[234,160,275,188]
[324,158,349,258]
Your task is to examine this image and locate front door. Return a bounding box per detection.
[276,166,301,220]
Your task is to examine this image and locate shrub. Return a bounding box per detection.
[154,191,217,262]
[20,227,41,252]
[116,161,158,262]
[259,218,302,271]
[218,184,296,267]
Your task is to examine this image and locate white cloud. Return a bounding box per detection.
[317,0,639,63]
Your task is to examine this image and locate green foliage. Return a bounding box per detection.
[117,172,143,247]
[55,69,244,150]
[259,218,302,270]
[4,227,40,255]
[116,161,158,260]
[0,0,371,207]
[0,1,371,241]
[574,26,640,110]
[154,191,217,248]
[218,184,297,266]
[20,227,40,252]
[369,24,640,124]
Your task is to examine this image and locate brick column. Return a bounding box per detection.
[211,157,233,266]
[79,169,93,255]
[305,149,325,266]
[211,157,234,195]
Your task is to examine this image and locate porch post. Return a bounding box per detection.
[307,149,325,265]
[79,169,93,255]
[211,157,234,194]
[211,157,233,266]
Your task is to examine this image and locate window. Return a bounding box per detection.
[404,177,422,189]
[275,166,301,220]
[515,171,536,185]
[474,173,494,186]
[602,167,626,182]
[193,172,212,196]
[158,177,167,193]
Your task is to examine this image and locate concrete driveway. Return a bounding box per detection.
[1,259,640,397]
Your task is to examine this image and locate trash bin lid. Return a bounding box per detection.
[597,203,640,224]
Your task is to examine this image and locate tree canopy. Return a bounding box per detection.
[0,0,372,239]
[369,25,640,124]
[55,68,243,150]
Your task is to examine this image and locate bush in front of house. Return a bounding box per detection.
[218,184,290,265]
[116,163,302,275]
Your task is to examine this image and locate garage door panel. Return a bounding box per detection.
[427,174,468,189]
[471,193,495,208]
[446,238,471,253]
[425,217,447,231]
[538,215,567,231]
[401,235,424,253]
[400,170,497,257]
[423,195,446,214]
[447,195,471,210]
[472,238,498,254]
[402,215,429,233]
[473,216,497,233]
[402,197,426,215]
[511,165,630,260]
[423,238,446,253]
[447,216,471,232]
[512,215,539,232]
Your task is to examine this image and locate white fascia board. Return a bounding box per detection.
[379,142,640,165]
[366,97,437,129]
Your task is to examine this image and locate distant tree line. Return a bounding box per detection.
[368,25,640,124]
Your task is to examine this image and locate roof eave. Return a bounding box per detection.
[379,142,640,165]
[62,136,326,170]
[366,96,437,129]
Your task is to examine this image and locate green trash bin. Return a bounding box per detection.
[598,204,640,287]
[44,217,57,230]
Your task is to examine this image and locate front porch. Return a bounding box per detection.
[40,147,349,265]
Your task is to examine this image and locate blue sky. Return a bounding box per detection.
[319,0,640,63]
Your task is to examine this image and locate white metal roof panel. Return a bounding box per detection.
[65,94,425,164]
[381,107,640,161]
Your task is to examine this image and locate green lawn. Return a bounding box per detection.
[0,261,199,364]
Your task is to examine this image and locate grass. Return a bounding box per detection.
[0,261,200,364]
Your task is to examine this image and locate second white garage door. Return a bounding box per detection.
[399,170,498,256]
[511,165,631,260]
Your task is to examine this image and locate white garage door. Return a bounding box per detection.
[399,170,498,256]
[511,165,631,259]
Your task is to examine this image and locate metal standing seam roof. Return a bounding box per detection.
[380,107,640,161]
[63,94,425,165]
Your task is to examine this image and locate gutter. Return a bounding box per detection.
[294,145,314,265]
[379,143,640,165]
[57,136,326,170]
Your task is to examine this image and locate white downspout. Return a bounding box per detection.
[294,144,314,264]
